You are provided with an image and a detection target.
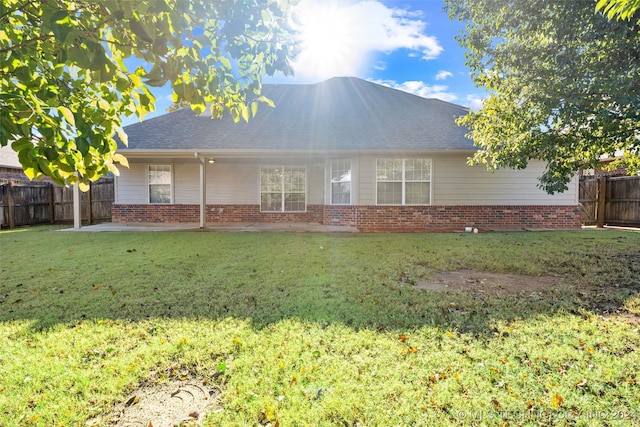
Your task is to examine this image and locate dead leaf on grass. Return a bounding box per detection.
[551,393,563,408]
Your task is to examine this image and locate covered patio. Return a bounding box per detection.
[59,222,360,232]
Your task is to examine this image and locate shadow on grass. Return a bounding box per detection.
[1,230,639,333]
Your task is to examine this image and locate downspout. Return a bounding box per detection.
[195,153,206,229]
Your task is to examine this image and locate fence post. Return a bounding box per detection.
[596,176,607,228]
[7,181,15,229]
[87,182,92,225]
[49,183,55,224]
[73,181,81,229]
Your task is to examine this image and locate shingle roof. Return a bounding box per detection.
[120,77,474,152]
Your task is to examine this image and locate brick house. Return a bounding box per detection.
[113,77,580,231]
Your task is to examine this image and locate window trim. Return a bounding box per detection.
[148,164,173,204]
[329,159,352,205]
[375,158,432,206]
[260,165,307,212]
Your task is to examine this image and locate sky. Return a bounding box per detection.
[124,0,485,126]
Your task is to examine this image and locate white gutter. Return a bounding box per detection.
[119,148,478,158]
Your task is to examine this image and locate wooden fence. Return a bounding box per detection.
[579,175,640,227]
[0,178,114,228]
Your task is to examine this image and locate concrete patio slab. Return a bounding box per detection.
[59,222,360,233]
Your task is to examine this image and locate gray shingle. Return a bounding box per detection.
[120,77,474,151]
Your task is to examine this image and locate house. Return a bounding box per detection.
[113,77,580,231]
[0,145,28,183]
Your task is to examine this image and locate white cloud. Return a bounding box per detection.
[373,61,387,71]
[465,94,485,110]
[291,0,443,80]
[435,70,453,80]
[370,79,458,103]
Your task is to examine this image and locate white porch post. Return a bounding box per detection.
[199,158,206,229]
[73,180,81,229]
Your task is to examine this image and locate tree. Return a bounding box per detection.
[1,0,294,189]
[597,0,640,22]
[445,0,640,193]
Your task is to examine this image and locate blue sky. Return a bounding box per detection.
[124,0,484,126]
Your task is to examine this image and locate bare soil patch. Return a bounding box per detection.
[415,269,563,295]
[87,379,220,427]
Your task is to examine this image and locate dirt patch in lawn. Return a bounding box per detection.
[87,379,220,427]
[415,269,563,295]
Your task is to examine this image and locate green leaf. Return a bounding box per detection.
[256,95,275,108]
[241,104,249,122]
[112,153,129,167]
[129,18,153,43]
[1,0,295,186]
[115,127,128,146]
[50,11,73,42]
[58,106,75,127]
[11,138,33,152]
[115,77,130,92]
[68,48,93,69]
[107,163,120,176]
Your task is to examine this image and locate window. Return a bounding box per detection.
[376,159,431,205]
[260,166,306,212]
[149,165,172,204]
[330,159,351,204]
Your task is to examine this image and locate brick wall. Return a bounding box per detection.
[112,204,200,223]
[206,204,324,223]
[113,204,324,224]
[324,205,581,231]
[113,203,581,230]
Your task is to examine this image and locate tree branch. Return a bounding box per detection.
[0,0,43,22]
[0,34,54,54]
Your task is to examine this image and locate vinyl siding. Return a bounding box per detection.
[117,154,577,207]
[308,162,324,205]
[432,156,577,205]
[355,154,577,206]
[174,163,199,204]
[357,155,376,205]
[115,162,147,204]
[206,162,257,204]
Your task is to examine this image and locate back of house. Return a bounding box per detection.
[113,77,580,231]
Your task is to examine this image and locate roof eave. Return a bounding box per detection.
[118,148,477,159]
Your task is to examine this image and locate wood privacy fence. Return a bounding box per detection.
[579,175,640,227]
[0,179,114,228]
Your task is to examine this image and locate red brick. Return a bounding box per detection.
[112,204,582,231]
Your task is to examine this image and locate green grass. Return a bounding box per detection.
[1,228,639,426]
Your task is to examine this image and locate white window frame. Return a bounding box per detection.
[375,158,432,205]
[260,165,307,212]
[148,164,173,204]
[330,159,352,205]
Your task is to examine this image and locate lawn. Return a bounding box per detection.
[0,227,638,426]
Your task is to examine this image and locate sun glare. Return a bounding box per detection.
[293,3,363,79]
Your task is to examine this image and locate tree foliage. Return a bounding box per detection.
[1,0,294,189]
[597,0,640,22]
[445,0,640,193]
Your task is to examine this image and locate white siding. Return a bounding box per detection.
[115,162,147,204]
[206,162,257,204]
[116,154,578,207]
[0,145,20,168]
[432,155,577,205]
[357,155,376,204]
[308,162,324,204]
[354,154,577,206]
[174,163,199,204]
